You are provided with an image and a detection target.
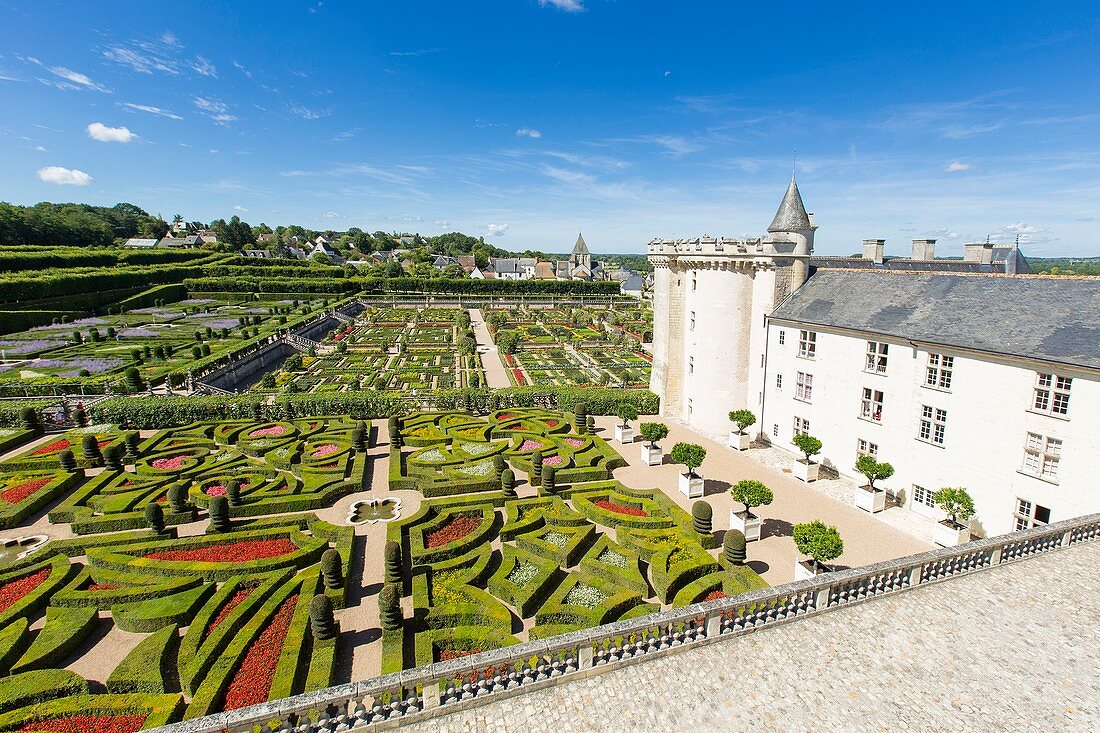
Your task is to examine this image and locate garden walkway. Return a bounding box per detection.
[592,416,932,586]
[400,540,1100,733]
[469,309,511,389]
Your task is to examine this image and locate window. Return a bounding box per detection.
[1033,373,1072,416]
[689,312,695,331]
[918,405,947,445]
[688,356,694,374]
[865,341,888,373]
[795,372,813,402]
[793,416,810,437]
[772,424,779,437]
[691,273,697,291]
[1014,498,1051,531]
[912,485,935,509]
[925,353,954,389]
[860,388,883,422]
[1021,433,1061,482]
[778,330,786,345]
[798,330,816,359]
[687,398,693,417]
[776,373,783,389]
[857,439,878,458]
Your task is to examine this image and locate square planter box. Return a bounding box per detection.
[791,459,820,483]
[729,510,761,542]
[854,485,886,513]
[794,559,829,581]
[615,425,634,444]
[640,444,663,466]
[933,520,971,547]
[679,472,704,498]
[728,431,751,451]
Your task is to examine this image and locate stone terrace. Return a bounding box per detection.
[401,540,1100,733]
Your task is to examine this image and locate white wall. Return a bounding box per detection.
[761,321,1100,537]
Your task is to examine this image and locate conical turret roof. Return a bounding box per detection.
[572,232,590,255]
[767,178,812,233]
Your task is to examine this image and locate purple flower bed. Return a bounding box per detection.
[180,299,215,305]
[0,339,65,355]
[33,357,124,373]
[118,328,159,338]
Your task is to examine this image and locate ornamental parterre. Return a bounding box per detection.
[426,515,483,548]
[0,568,50,613]
[17,713,148,733]
[1,477,51,504]
[144,538,299,563]
[593,499,648,517]
[223,595,298,710]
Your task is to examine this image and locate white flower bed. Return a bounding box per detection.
[505,561,538,586]
[417,448,447,463]
[597,548,627,568]
[543,530,570,548]
[458,460,494,476]
[460,442,494,456]
[563,583,605,608]
[67,424,115,435]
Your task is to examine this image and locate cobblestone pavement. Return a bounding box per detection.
[400,542,1100,733]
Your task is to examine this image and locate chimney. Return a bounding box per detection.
[963,242,994,265]
[862,239,885,264]
[911,238,936,261]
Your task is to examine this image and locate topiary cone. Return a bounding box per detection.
[379,585,403,631]
[124,431,140,463]
[530,450,543,486]
[692,500,713,534]
[543,467,557,495]
[208,495,232,533]
[724,529,747,565]
[501,468,516,498]
[81,434,103,466]
[310,595,338,641]
[58,449,77,472]
[144,502,166,534]
[321,549,344,589]
[167,482,189,514]
[493,454,506,483]
[103,444,123,472]
[384,540,402,585]
[226,479,241,507]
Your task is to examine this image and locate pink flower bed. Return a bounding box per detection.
[249,425,287,437]
[542,455,563,466]
[310,444,340,458]
[565,438,585,448]
[518,439,543,452]
[151,455,189,470]
[204,485,227,497]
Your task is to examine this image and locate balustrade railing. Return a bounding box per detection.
[151,512,1100,733]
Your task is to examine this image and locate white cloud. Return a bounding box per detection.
[232,60,252,79]
[29,145,47,152]
[322,211,340,219]
[22,56,108,92]
[945,161,971,172]
[663,70,671,77]
[121,102,182,120]
[103,46,178,75]
[542,165,595,184]
[390,48,441,57]
[487,223,509,236]
[516,127,542,139]
[37,166,92,185]
[191,56,217,77]
[538,0,585,11]
[234,205,248,212]
[433,220,451,228]
[86,122,135,143]
[160,31,182,48]
[193,97,237,124]
[289,104,330,120]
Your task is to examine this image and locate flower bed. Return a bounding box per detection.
[150,455,188,471]
[457,461,494,477]
[208,587,255,634]
[543,530,570,548]
[518,439,543,452]
[309,444,340,458]
[563,583,605,608]
[437,646,481,663]
[703,590,727,602]
[0,568,51,613]
[593,500,648,517]
[512,368,525,385]
[597,548,627,568]
[564,438,585,448]
[249,425,287,438]
[1,477,52,505]
[32,439,70,456]
[505,561,538,587]
[426,515,482,548]
[541,455,563,466]
[144,539,298,563]
[204,485,227,497]
[17,713,148,732]
[223,594,298,710]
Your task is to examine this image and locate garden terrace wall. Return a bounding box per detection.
[150,512,1100,733]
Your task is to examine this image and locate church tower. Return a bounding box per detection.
[570,233,592,271]
[647,179,814,438]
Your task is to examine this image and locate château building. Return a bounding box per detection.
[648,178,1099,537]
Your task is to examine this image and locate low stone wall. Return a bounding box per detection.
[196,340,298,393]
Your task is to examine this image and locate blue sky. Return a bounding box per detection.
[2,1,1099,256]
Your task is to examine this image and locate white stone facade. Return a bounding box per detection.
[760,323,1099,537]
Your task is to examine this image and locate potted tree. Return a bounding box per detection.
[728,479,773,542]
[727,409,756,451]
[670,442,706,498]
[615,405,638,444]
[791,433,823,483]
[638,422,669,466]
[792,520,844,580]
[932,487,975,547]
[853,455,894,514]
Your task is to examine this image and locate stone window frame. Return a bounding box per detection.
[860,387,884,423]
[1020,432,1061,483]
[865,341,889,374]
[924,353,954,391]
[797,330,816,359]
[917,404,947,446]
[1031,373,1072,418]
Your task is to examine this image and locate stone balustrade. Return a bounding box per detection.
[150,512,1100,733]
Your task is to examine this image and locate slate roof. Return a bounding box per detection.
[572,233,590,255]
[771,270,1100,370]
[811,257,1004,274]
[768,178,813,233]
[621,275,645,294]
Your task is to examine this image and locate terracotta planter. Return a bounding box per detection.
[640,444,663,466]
[933,519,970,547]
[615,425,634,444]
[854,485,886,513]
[729,509,761,542]
[728,431,751,451]
[792,459,820,483]
[679,472,704,498]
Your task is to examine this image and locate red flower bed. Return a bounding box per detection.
[19,713,147,733]
[144,538,298,563]
[593,500,648,517]
[87,583,118,591]
[512,369,525,385]
[150,455,188,471]
[426,515,482,548]
[223,595,298,711]
[544,419,559,427]
[207,586,254,634]
[0,568,50,614]
[1,477,51,505]
[32,439,70,456]
[703,590,727,602]
[437,646,482,662]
